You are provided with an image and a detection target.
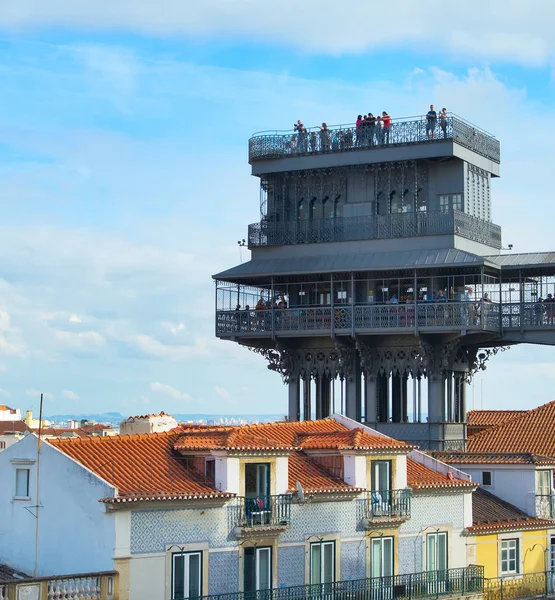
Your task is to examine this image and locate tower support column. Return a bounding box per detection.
[364,374,377,423]
[428,373,445,423]
[303,376,311,421]
[345,361,362,421]
[321,376,331,418]
[288,376,300,421]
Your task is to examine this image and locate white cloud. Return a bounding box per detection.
[55,329,105,348]
[25,388,53,400]
[214,386,231,401]
[161,321,186,336]
[150,382,190,401]
[0,388,11,398]
[62,389,79,400]
[0,311,12,331]
[0,364,7,373]
[129,334,212,360]
[1,1,554,66]
[69,314,82,323]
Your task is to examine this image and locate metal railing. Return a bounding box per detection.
[233,494,292,528]
[0,571,117,600]
[248,210,502,249]
[171,566,484,600]
[503,302,555,330]
[216,301,500,337]
[484,570,555,600]
[535,494,555,520]
[249,114,500,163]
[365,489,411,521]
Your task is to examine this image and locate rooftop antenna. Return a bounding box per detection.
[237,239,247,263]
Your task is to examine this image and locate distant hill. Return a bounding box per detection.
[44,412,286,425]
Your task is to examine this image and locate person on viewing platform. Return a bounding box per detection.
[309,131,317,152]
[294,120,307,152]
[355,115,363,145]
[318,123,331,151]
[389,294,399,304]
[426,105,437,139]
[436,290,447,302]
[368,113,376,145]
[255,299,265,310]
[382,111,391,143]
[439,108,448,138]
[278,295,288,309]
[546,293,555,324]
[376,115,383,144]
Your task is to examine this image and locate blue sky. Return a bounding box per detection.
[1,0,555,417]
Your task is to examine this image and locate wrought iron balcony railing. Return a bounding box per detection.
[216,301,501,337]
[249,114,500,164]
[535,494,555,520]
[503,302,555,330]
[364,489,412,523]
[170,566,484,600]
[248,210,502,249]
[484,570,555,600]
[233,494,292,529]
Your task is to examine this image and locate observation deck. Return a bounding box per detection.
[248,114,500,176]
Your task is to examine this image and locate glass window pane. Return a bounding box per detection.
[383,538,393,577]
[311,544,321,585]
[244,547,255,592]
[257,548,271,591]
[427,534,437,571]
[438,534,447,571]
[371,539,382,578]
[188,553,201,598]
[15,469,29,497]
[173,555,185,600]
[323,542,334,583]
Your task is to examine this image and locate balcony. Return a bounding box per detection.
[248,210,502,249]
[249,114,500,164]
[535,494,555,520]
[232,494,292,534]
[0,571,117,600]
[216,301,501,338]
[170,566,485,600]
[363,489,412,526]
[484,571,554,600]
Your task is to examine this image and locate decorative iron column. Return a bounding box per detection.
[288,376,300,422]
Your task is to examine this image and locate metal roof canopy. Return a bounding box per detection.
[484,252,555,276]
[214,248,496,284]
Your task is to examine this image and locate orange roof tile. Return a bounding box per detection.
[430,452,555,466]
[469,487,553,533]
[0,421,29,434]
[468,400,555,456]
[287,452,360,494]
[407,458,476,490]
[48,432,231,503]
[466,410,528,427]
[174,420,409,453]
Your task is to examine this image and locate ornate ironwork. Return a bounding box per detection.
[466,346,510,382]
[249,114,500,163]
[248,210,502,248]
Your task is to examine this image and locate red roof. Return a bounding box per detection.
[0,421,29,434]
[406,458,476,490]
[466,410,528,427]
[469,487,554,533]
[48,432,232,503]
[468,400,555,456]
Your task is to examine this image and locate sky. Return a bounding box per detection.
[1,0,555,418]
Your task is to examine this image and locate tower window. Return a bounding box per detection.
[439,194,463,212]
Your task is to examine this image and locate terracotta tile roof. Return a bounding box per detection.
[287,451,361,494]
[406,458,476,490]
[174,420,409,453]
[466,410,528,427]
[0,421,29,434]
[468,400,555,456]
[468,487,554,533]
[430,452,555,466]
[48,432,232,503]
[0,564,30,583]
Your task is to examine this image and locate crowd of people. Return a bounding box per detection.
[291,105,449,152]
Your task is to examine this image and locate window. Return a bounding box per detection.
[205,460,215,485]
[372,460,392,492]
[427,532,448,572]
[501,539,519,575]
[371,537,394,578]
[172,551,202,600]
[244,546,271,592]
[310,541,335,585]
[482,471,492,486]
[245,463,270,501]
[0,441,6,449]
[537,471,552,496]
[15,468,29,498]
[439,194,463,213]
